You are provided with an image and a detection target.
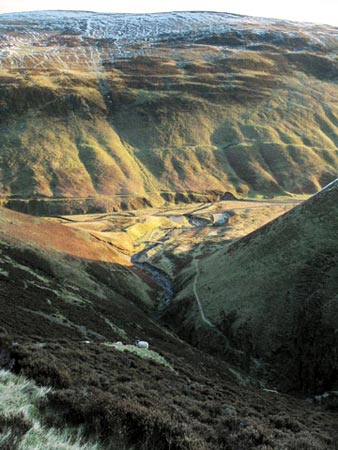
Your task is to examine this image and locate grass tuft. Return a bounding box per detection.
[0,370,102,450]
[104,343,173,369]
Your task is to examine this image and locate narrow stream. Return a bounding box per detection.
[131,213,210,306]
[131,237,174,305]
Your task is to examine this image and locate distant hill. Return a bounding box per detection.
[167,179,338,393]
[0,11,337,210]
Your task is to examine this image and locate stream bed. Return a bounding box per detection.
[131,211,226,307]
[131,241,174,305]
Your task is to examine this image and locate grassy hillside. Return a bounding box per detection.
[168,180,338,393]
[0,206,338,449]
[0,206,157,326]
[1,11,338,448]
[0,12,337,211]
[0,370,103,450]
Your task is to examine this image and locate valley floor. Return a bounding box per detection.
[3,196,337,450]
[53,197,303,302]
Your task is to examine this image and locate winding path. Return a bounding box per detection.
[131,210,224,333]
[192,258,217,328]
[191,250,226,335]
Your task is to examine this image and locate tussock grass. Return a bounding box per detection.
[0,370,102,450]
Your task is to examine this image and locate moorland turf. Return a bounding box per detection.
[0,10,338,450]
[0,205,337,449]
[169,181,338,394]
[0,12,337,214]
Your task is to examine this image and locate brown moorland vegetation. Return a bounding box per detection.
[0,204,337,449]
[0,11,337,215]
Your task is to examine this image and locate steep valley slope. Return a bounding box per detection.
[0,204,338,449]
[166,179,338,395]
[1,9,338,450]
[0,11,337,214]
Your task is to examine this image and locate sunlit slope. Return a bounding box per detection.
[0,207,156,340]
[1,205,338,449]
[0,11,337,201]
[170,180,338,392]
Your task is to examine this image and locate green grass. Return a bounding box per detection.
[0,44,337,205]
[103,343,173,369]
[0,370,101,450]
[103,319,128,340]
[171,181,338,392]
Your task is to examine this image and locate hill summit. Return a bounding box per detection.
[0,10,337,211]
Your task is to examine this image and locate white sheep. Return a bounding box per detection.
[134,340,149,350]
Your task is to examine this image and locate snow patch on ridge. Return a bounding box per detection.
[0,11,337,69]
